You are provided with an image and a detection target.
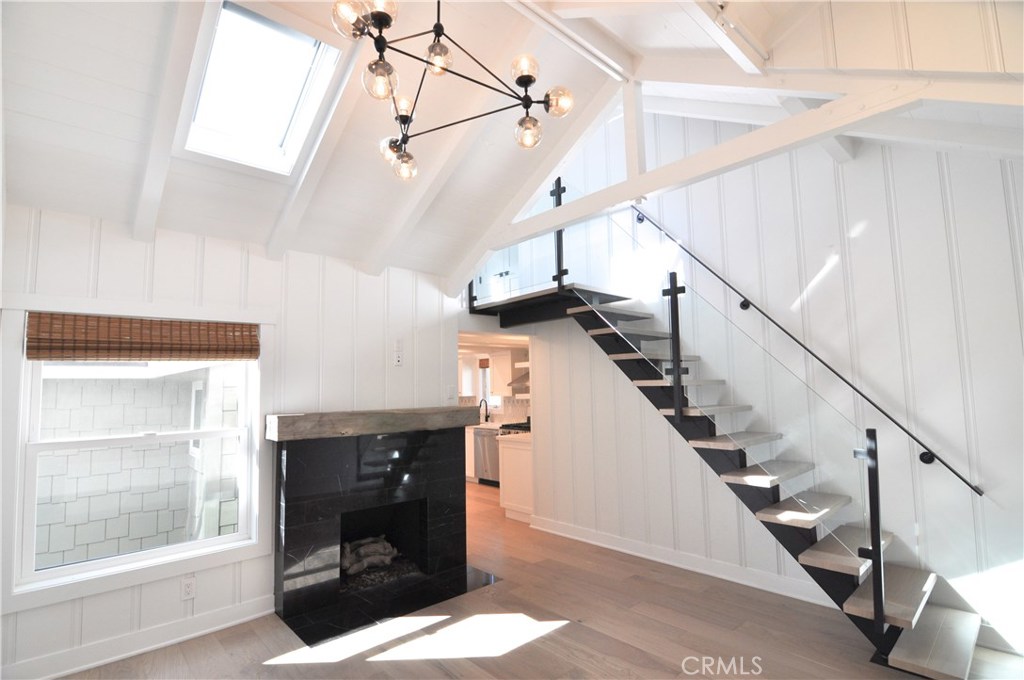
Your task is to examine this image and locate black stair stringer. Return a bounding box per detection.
[614,358,666,381]
[570,310,898,660]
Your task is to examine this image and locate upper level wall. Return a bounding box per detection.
[0,205,460,678]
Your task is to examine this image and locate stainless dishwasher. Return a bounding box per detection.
[473,427,499,486]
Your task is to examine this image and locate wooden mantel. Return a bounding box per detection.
[266,406,480,442]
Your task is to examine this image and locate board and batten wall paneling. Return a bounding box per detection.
[1,204,458,678]
[532,114,1021,615]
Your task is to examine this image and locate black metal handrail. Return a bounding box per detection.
[633,206,983,497]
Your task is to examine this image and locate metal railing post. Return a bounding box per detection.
[855,429,885,636]
[663,272,686,423]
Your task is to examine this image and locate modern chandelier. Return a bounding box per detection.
[330,0,574,180]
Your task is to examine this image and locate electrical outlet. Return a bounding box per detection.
[394,351,404,367]
[181,575,196,600]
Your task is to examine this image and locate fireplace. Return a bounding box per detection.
[268,408,490,645]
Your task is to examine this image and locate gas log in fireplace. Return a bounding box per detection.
[267,407,485,644]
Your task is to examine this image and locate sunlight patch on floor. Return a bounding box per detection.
[263,616,450,665]
[368,613,569,661]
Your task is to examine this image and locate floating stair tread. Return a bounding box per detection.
[567,304,653,322]
[843,564,938,629]
[889,605,981,680]
[660,404,753,417]
[755,492,851,529]
[798,524,894,577]
[689,431,783,451]
[968,646,1024,679]
[633,378,725,388]
[589,327,672,340]
[720,460,815,488]
[610,352,700,362]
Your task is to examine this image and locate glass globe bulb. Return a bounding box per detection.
[511,54,538,88]
[366,0,398,29]
[393,151,418,180]
[362,59,397,101]
[391,95,414,122]
[544,86,574,118]
[379,137,401,164]
[331,0,370,39]
[514,115,542,149]
[425,42,452,76]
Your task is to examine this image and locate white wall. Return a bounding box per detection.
[528,120,1023,621]
[0,204,460,678]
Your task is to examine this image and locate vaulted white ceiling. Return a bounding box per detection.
[3,1,1021,295]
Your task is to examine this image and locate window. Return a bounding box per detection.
[17,313,260,585]
[185,2,340,174]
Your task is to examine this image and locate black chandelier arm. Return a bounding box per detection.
[442,33,521,99]
[386,44,521,101]
[408,66,429,132]
[406,101,523,140]
[384,29,435,45]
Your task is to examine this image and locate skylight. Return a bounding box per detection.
[185,2,340,175]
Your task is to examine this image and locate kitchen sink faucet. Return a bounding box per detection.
[478,398,490,422]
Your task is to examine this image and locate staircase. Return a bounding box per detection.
[547,296,994,678]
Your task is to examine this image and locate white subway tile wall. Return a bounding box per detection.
[34,364,246,570]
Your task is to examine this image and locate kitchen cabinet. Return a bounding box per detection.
[497,433,532,522]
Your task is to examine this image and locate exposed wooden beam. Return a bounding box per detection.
[622,81,647,179]
[780,97,859,163]
[850,117,1023,158]
[265,43,367,260]
[132,2,207,242]
[677,0,767,75]
[644,96,787,126]
[493,82,933,251]
[548,2,672,20]
[443,78,622,297]
[505,0,634,80]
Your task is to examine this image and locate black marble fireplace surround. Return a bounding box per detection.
[269,408,489,645]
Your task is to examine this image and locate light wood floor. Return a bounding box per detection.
[71,483,906,679]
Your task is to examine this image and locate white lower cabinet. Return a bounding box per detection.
[497,433,532,521]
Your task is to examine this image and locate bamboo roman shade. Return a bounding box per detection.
[26,312,260,361]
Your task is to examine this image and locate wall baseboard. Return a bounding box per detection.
[2,596,276,680]
[529,516,835,610]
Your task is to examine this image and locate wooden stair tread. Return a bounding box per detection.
[798,524,894,577]
[589,327,672,340]
[889,605,981,679]
[610,352,700,362]
[968,646,1024,679]
[843,564,938,629]
[659,404,753,417]
[633,378,725,388]
[567,304,653,321]
[689,431,783,451]
[720,460,814,488]
[756,492,851,529]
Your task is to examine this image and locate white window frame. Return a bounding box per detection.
[11,359,261,594]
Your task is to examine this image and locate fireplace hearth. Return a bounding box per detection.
[268,408,494,645]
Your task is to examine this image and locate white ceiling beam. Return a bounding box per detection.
[780,97,859,163]
[644,96,787,126]
[622,81,647,179]
[265,42,368,260]
[548,2,673,20]
[132,2,207,242]
[849,118,1023,158]
[676,0,767,75]
[637,53,1024,110]
[504,1,635,80]
[493,82,935,251]
[442,78,622,297]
